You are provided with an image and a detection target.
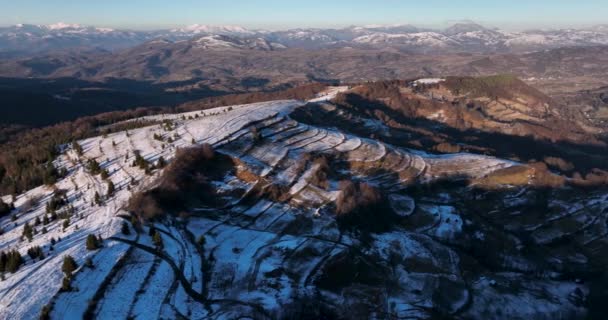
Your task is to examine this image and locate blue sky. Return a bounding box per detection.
[1,0,606,30]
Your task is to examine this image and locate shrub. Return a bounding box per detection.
[307,156,331,189]
[335,181,358,215]
[250,127,262,142]
[152,231,163,249]
[434,142,462,153]
[21,195,42,212]
[544,156,575,172]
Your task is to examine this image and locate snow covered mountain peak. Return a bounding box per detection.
[45,22,84,30]
[171,24,255,36]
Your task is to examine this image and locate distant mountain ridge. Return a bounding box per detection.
[3,22,608,56]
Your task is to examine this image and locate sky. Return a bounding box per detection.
[1,0,606,30]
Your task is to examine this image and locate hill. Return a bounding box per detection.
[0,84,607,319]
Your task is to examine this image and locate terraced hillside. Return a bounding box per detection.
[0,87,607,319]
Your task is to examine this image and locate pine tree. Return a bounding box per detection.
[40,304,52,320]
[62,218,70,231]
[34,216,41,226]
[6,250,23,273]
[0,251,6,273]
[106,180,115,197]
[27,246,44,260]
[42,215,49,225]
[197,235,206,247]
[85,257,94,269]
[61,276,71,292]
[0,198,10,216]
[94,192,102,206]
[157,156,166,168]
[72,141,83,156]
[22,222,33,242]
[86,234,100,251]
[62,255,77,276]
[121,221,130,235]
[100,169,109,180]
[87,159,101,175]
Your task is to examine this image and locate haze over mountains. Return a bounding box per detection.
[3,22,608,57]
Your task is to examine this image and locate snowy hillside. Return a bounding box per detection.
[0,87,603,319]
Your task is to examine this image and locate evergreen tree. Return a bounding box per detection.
[62,218,70,231]
[72,141,83,156]
[0,251,6,273]
[106,180,115,197]
[85,257,94,269]
[100,169,109,180]
[27,246,45,260]
[22,222,33,242]
[6,250,23,273]
[197,235,206,247]
[121,221,130,235]
[0,198,10,216]
[87,159,101,175]
[86,234,100,251]
[40,304,52,320]
[60,276,72,292]
[94,192,102,206]
[157,156,166,168]
[62,255,77,276]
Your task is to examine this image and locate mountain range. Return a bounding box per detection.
[3,22,608,56]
